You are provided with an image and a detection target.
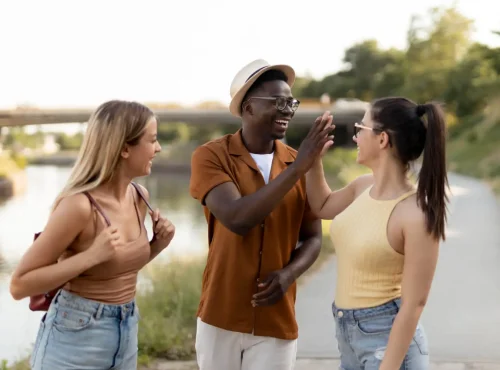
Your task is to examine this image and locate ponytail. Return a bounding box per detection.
[416,102,449,241]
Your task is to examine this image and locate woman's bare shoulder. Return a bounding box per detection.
[53,192,93,222]
[351,174,375,197]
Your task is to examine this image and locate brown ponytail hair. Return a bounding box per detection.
[416,103,449,240]
[371,97,449,241]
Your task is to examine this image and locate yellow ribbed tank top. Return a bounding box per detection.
[330,185,416,309]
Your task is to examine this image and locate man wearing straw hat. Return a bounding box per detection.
[189,59,334,369]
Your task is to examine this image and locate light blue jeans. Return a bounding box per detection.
[333,298,429,370]
[30,289,140,370]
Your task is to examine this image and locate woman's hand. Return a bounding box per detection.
[149,208,176,247]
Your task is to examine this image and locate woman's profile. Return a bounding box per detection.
[10,100,176,369]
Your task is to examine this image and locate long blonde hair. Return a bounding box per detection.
[53,100,154,209]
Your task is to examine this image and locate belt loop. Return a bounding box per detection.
[53,289,63,304]
[95,303,104,320]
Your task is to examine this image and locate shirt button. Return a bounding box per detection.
[338,311,344,318]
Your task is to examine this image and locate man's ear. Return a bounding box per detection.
[242,101,253,116]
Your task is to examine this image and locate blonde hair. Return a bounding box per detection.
[53,100,154,209]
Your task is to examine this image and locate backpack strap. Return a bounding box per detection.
[131,182,154,213]
[83,192,112,227]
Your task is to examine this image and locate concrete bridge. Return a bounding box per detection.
[0,104,366,147]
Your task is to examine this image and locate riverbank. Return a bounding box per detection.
[0,177,13,198]
[27,150,194,174]
[0,156,27,199]
[25,145,365,179]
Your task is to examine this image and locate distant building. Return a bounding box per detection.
[42,134,59,154]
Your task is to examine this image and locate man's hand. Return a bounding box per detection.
[251,268,295,307]
[294,111,334,174]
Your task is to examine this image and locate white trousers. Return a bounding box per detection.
[195,317,297,370]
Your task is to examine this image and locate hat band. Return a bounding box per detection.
[245,66,268,82]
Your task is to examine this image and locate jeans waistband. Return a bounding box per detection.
[54,289,137,320]
[332,298,401,322]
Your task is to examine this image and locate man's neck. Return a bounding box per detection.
[241,127,274,154]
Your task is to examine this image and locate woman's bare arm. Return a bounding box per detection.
[9,193,103,300]
[305,159,373,219]
[380,206,439,370]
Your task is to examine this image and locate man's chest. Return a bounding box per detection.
[227,159,306,218]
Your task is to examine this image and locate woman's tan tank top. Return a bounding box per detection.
[60,184,151,304]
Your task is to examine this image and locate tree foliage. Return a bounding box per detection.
[295,6,500,120]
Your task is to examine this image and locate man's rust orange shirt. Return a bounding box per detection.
[189,129,316,340]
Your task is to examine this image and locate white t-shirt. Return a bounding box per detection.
[249,152,274,184]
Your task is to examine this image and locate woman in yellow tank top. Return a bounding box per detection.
[10,100,176,369]
[305,97,449,370]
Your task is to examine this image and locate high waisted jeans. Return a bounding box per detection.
[30,289,140,370]
[333,298,429,370]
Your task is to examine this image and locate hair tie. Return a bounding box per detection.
[416,104,426,117]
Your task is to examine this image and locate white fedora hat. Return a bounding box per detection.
[229,59,296,117]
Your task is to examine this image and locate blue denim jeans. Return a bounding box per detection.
[30,289,140,370]
[333,298,429,370]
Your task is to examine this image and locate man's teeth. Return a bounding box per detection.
[276,120,288,124]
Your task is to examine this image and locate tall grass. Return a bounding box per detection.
[136,257,205,364]
[0,358,30,370]
[447,100,500,194]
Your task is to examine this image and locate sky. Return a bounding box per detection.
[0,0,498,109]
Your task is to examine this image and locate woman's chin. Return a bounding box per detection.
[144,162,153,176]
[356,152,363,164]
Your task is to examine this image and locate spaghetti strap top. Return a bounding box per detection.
[61,183,153,304]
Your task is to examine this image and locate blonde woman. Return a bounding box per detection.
[306,97,448,369]
[9,100,175,370]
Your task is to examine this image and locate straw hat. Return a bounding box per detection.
[229,59,295,117]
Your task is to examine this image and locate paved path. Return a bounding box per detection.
[295,173,500,363]
[145,359,500,370]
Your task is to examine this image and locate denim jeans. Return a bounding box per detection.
[333,298,429,370]
[30,289,140,370]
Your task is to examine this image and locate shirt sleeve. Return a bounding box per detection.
[189,145,233,205]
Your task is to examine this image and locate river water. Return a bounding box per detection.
[0,165,208,363]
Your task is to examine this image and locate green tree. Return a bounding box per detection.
[299,40,405,100]
[402,7,474,102]
[443,43,500,117]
